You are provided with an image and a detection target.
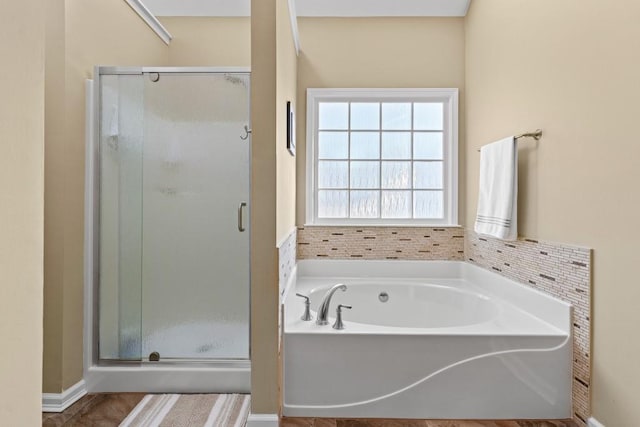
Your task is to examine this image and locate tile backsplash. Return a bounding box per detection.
[297,226,464,260]
[465,230,591,426]
[278,228,297,349]
[278,228,297,297]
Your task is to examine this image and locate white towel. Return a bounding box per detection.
[475,136,518,240]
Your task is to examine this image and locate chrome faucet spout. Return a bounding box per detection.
[316,283,347,325]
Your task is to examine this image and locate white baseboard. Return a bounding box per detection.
[42,379,87,413]
[246,413,279,427]
[588,417,605,427]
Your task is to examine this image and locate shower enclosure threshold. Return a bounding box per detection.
[84,360,250,393]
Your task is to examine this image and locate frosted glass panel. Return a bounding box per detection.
[382,132,411,159]
[318,132,348,159]
[318,190,348,218]
[319,102,348,130]
[414,103,443,130]
[350,132,380,159]
[350,191,380,218]
[140,73,250,360]
[98,72,250,361]
[414,162,443,189]
[99,74,144,360]
[414,191,444,219]
[382,191,412,218]
[382,161,411,189]
[318,161,348,188]
[350,161,380,189]
[350,102,379,130]
[382,103,411,130]
[414,132,443,160]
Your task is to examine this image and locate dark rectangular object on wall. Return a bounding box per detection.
[287,101,295,156]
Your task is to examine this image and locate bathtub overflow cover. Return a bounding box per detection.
[378,292,389,303]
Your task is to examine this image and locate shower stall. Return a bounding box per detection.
[83,67,251,392]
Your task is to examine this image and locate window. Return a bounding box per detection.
[306,88,458,225]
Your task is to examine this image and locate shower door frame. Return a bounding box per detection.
[83,66,251,393]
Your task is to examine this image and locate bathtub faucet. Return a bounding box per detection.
[316,283,347,325]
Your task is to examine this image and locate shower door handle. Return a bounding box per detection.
[238,202,247,232]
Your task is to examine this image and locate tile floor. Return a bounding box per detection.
[42,393,145,426]
[42,394,579,427]
[280,418,579,427]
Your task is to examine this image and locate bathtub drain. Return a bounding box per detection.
[378,292,389,302]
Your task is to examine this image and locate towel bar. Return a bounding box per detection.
[477,129,542,152]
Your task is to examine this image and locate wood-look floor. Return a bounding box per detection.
[281,419,579,427]
[42,393,145,427]
[42,394,578,427]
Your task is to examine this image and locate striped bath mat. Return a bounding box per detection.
[119,394,250,427]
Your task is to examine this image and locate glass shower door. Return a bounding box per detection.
[98,71,250,362]
[140,73,250,360]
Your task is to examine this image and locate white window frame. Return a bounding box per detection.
[306,88,459,226]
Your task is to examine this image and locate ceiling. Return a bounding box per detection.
[143,0,250,17]
[142,0,471,17]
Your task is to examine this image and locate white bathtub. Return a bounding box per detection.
[283,260,572,420]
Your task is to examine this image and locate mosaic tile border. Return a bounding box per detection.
[278,228,297,297]
[465,230,591,426]
[297,226,465,260]
[278,228,297,350]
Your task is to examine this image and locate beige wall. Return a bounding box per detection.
[251,0,298,413]
[276,3,298,242]
[295,18,466,225]
[0,1,45,424]
[43,0,168,393]
[465,1,640,424]
[251,0,279,414]
[160,17,250,66]
[43,0,66,394]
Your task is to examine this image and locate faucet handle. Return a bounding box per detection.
[295,293,313,321]
[332,304,352,330]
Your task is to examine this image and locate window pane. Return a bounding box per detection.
[311,91,455,225]
[351,102,379,130]
[350,132,379,159]
[414,161,443,189]
[382,191,411,218]
[318,190,348,218]
[350,161,380,189]
[382,103,411,130]
[414,102,443,130]
[318,132,348,159]
[414,132,443,160]
[381,161,411,189]
[318,161,348,189]
[319,102,348,130]
[350,191,379,218]
[381,132,411,159]
[414,191,444,219]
